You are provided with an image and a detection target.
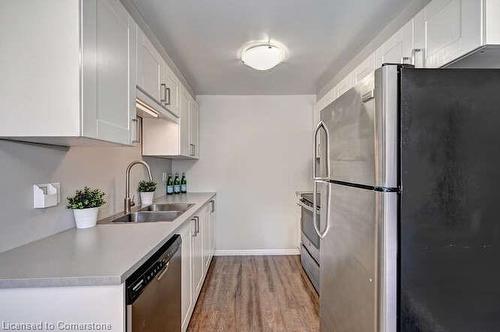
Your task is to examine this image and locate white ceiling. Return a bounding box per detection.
[132,0,418,95]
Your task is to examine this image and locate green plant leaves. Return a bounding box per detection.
[138,180,157,192]
[66,187,106,209]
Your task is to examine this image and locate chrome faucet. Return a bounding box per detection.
[124,160,153,214]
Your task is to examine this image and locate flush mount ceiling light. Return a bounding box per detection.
[240,41,286,71]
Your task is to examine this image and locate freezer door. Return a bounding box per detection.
[320,65,398,188]
[320,183,397,332]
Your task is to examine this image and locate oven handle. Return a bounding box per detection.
[296,200,319,214]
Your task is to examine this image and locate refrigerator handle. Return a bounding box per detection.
[313,180,331,239]
[313,121,331,180]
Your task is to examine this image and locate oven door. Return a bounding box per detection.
[298,200,321,252]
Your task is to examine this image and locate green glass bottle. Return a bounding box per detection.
[166,174,174,195]
[180,172,187,193]
[173,173,181,194]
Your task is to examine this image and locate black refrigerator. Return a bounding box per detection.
[313,64,500,331]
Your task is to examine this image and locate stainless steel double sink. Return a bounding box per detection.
[110,203,194,223]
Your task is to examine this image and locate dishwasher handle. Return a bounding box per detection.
[156,261,170,280]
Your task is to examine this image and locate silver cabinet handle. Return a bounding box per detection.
[210,200,215,213]
[131,118,140,144]
[191,218,197,237]
[313,180,331,239]
[361,90,375,103]
[194,216,200,236]
[160,83,167,103]
[313,121,330,180]
[411,48,425,67]
[165,87,171,105]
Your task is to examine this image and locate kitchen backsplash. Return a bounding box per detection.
[0,140,171,253]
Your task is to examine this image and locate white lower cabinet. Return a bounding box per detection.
[180,198,216,331]
[191,209,205,298]
[179,220,193,332]
[202,205,211,273]
[209,199,216,258]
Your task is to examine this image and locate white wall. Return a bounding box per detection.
[0,140,171,253]
[174,95,314,254]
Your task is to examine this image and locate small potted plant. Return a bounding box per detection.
[138,180,156,206]
[66,187,106,229]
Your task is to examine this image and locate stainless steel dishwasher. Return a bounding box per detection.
[126,234,182,332]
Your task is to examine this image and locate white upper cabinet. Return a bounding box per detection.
[137,29,163,102]
[315,0,500,113]
[335,72,355,98]
[414,0,482,68]
[162,66,180,117]
[484,0,500,44]
[137,29,180,117]
[82,0,137,145]
[189,99,200,159]
[179,87,192,157]
[376,20,414,67]
[142,83,199,159]
[0,0,136,146]
[354,54,376,85]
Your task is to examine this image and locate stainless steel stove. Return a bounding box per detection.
[297,192,320,293]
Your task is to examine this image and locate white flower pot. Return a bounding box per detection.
[140,192,154,206]
[73,207,99,229]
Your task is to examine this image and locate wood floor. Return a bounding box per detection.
[187,255,319,332]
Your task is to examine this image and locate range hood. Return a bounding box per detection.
[136,86,179,123]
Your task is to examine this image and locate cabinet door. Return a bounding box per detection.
[209,199,216,257]
[137,29,163,102]
[375,20,414,67]
[179,221,193,331]
[162,65,180,116]
[335,72,355,97]
[189,99,200,159]
[191,214,204,298]
[82,0,136,145]
[202,205,211,273]
[179,87,191,156]
[414,0,482,68]
[353,54,376,85]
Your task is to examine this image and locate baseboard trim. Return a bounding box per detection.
[214,248,300,256]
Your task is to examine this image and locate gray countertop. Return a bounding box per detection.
[0,192,216,289]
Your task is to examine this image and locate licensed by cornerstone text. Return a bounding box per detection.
[1,321,112,331]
